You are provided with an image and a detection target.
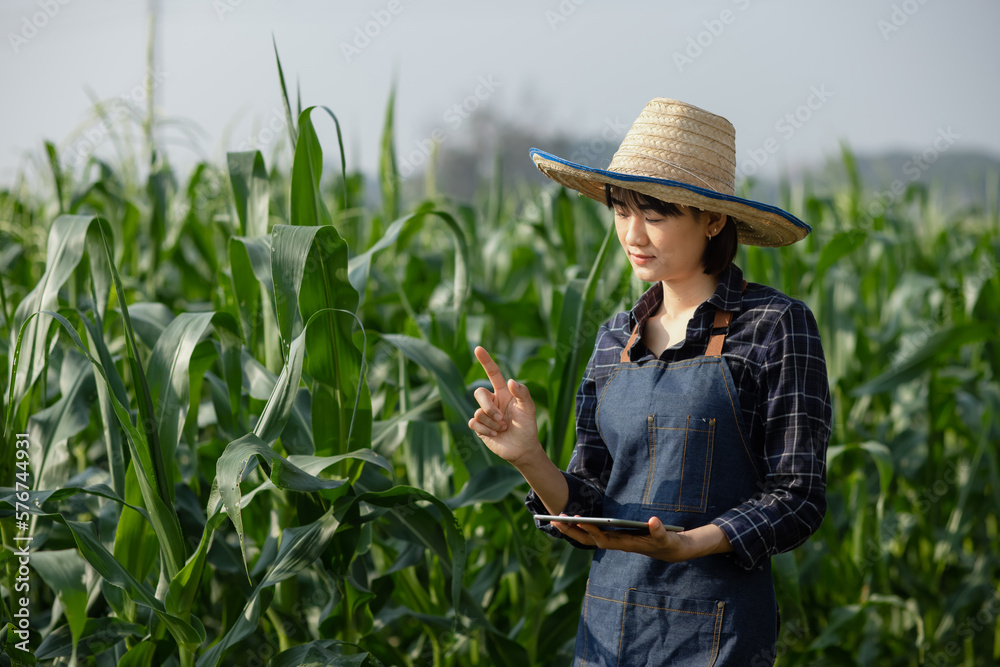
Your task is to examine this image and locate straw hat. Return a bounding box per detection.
[530,98,810,247]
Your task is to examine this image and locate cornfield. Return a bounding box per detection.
[1,52,999,667]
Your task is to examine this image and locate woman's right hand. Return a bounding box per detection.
[468,346,541,466]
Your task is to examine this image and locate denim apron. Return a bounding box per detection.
[575,301,778,666]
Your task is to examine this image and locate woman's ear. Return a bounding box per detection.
[700,210,728,237]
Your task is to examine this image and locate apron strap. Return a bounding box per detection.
[620,326,641,363]
[620,280,748,363]
[705,279,748,357]
[705,310,733,357]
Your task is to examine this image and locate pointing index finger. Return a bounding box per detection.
[474,346,508,394]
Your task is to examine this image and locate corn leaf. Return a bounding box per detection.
[34,618,144,662]
[6,215,110,436]
[852,323,994,395]
[290,107,333,228]
[80,312,128,495]
[446,465,525,509]
[35,514,205,648]
[195,509,341,667]
[227,150,270,238]
[39,308,188,579]
[549,219,617,466]
[379,85,399,222]
[29,348,96,490]
[146,311,241,473]
[30,549,88,661]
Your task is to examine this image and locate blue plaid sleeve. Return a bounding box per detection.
[711,300,831,570]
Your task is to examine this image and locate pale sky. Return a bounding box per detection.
[2,0,999,189]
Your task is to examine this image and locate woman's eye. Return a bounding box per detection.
[645,217,663,223]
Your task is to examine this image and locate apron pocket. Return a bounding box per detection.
[620,589,724,667]
[642,414,716,513]
[576,582,627,665]
[577,584,725,667]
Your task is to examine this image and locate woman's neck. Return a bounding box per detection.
[658,272,720,320]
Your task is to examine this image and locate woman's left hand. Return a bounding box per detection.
[550,515,732,563]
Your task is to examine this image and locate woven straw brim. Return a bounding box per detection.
[530,149,810,247]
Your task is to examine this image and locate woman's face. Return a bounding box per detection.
[613,201,711,284]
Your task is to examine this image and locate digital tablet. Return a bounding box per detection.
[533,515,683,532]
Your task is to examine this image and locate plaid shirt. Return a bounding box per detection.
[526,263,832,571]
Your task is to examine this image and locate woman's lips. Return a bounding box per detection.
[629,252,655,265]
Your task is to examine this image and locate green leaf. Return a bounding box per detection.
[446,465,525,509]
[239,346,313,453]
[553,188,576,266]
[196,510,341,667]
[113,461,160,588]
[227,150,270,237]
[272,36,298,150]
[485,628,530,666]
[165,483,232,618]
[39,309,188,579]
[254,328,307,447]
[852,323,994,395]
[117,638,157,667]
[28,348,96,490]
[30,549,89,659]
[2,622,38,666]
[271,223,369,455]
[290,107,333,228]
[217,428,389,571]
[126,301,175,350]
[347,210,469,311]
[269,641,383,667]
[34,617,144,661]
[354,485,466,612]
[0,482,140,515]
[229,235,277,367]
[6,214,111,437]
[34,514,206,648]
[549,220,617,465]
[80,312,127,495]
[286,449,392,478]
[146,311,241,473]
[381,334,474,419]
[815,230,866,282]
[271,224,320,346]
[379,84,399,222]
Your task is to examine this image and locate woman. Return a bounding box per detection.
[468,98,831,666]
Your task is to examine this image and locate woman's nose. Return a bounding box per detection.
[624,212,647,246]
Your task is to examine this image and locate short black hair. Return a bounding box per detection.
[605,184,737,276]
